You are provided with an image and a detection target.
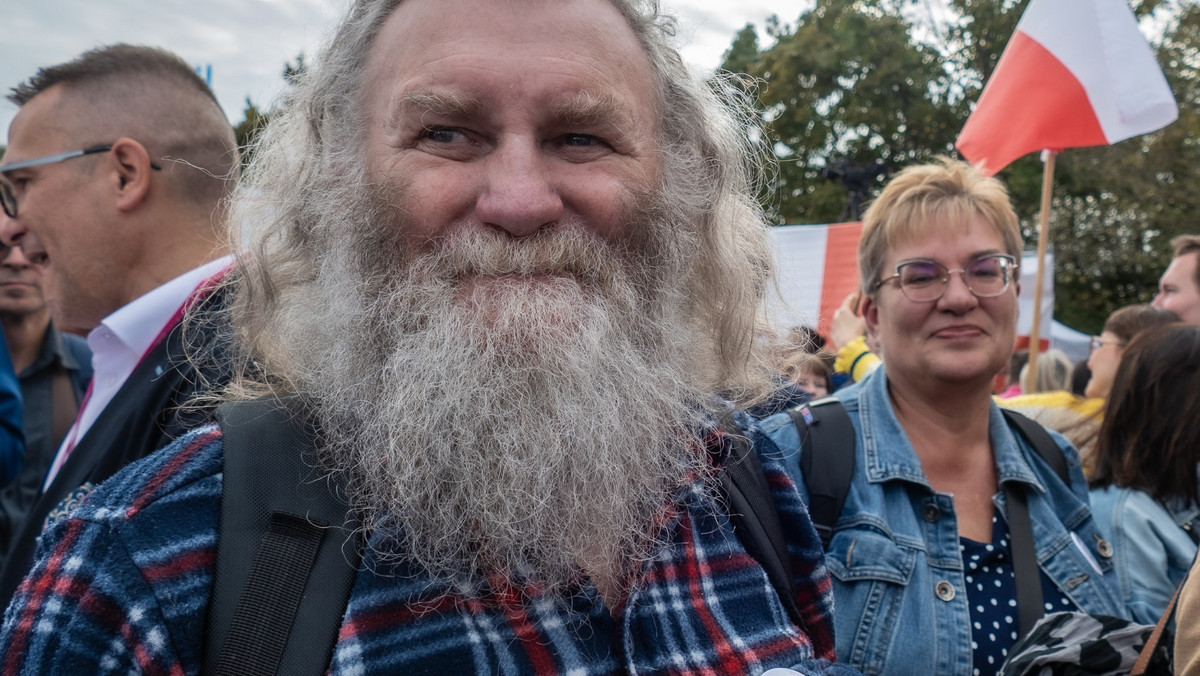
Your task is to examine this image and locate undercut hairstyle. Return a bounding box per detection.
[9,44,238,210]
[1102,304,1179,345]
[1090,323,1200,505]
[225,0,775,403]
[1170,234,1200,292]
[858,157,1021,296]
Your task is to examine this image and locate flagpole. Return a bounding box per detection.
[1026,150,1056,391]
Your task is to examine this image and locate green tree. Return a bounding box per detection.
[232,53,307,167]
[233,98,269,166]
[721,24,761,76]
[722,0,963,224]
[722,0,1200,332]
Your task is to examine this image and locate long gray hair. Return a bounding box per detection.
[219,0,776,404]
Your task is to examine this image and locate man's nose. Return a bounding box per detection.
[1,244,30,268]
[474,141,564,238]
[0,213,26,249]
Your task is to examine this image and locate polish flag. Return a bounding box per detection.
[956,0,1177,176]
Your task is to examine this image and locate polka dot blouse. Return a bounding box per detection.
[961,509,1076,676]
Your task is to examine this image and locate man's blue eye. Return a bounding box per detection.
[424,128,461,143]
[563,134,596,146]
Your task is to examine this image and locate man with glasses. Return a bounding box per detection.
[0,44,238,607]
[0,241,92,566]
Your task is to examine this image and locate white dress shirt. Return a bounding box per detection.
[43,255,234,489]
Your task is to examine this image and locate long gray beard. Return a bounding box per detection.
[295,213,712,597]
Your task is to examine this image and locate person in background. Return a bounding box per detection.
[1173,549,1200,674]
[997,349,1029,398]
[0,44,237,607]
[1017,348,1070,394]
[786,325,828,355]
[1088,323,1200,625]
[1084,304,1178,399]
[0,243,90,562]
[1151,234,1200,325]
[761,158,1123,676]
[1001,305,1177,475]
[829,292,881,383]
[782,349,834,399]
[1069,360,1091,397]
[0,333,21,489]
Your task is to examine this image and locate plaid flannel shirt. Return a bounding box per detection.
[1,414,849,675]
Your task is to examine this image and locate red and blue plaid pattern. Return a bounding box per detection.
[0,417,845,675]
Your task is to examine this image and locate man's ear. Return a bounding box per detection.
[109,138,154,212]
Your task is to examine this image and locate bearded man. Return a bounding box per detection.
[0,1,852,674]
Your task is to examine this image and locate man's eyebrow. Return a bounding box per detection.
[552,91,633,130]
[388,90,485,130]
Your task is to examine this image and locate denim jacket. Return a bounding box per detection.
[759,368,1125,676]
[1088,485,1199,625]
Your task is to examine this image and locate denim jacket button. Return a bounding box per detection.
[923,503,941,523]
[935,580,955,601]
[1096,537,1114,559]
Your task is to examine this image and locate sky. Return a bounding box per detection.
[0,0,807,145]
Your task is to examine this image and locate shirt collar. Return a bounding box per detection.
[96,255,233,360]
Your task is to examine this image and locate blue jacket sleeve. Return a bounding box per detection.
[0,330,24,486]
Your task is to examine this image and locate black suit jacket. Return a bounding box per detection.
[0,286,231,607]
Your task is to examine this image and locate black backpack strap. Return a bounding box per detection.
[791,398,855,549]
[1001,408,1068,484]
[719,415,803,630]
[1004,483,1044,636]
[203,398,361,676]
[999,408,1068,637]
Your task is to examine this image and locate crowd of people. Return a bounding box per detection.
[0,0,1198,674]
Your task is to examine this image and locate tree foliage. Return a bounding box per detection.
[722,0,1200,332]
[233,98,268,166]
[232,53,306,167]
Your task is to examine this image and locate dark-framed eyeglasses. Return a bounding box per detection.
[873,253,1018,303]
[0,144,163,218]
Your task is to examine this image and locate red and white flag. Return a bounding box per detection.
[956,0,1177,176]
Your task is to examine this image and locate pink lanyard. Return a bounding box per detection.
[54,266,231,471]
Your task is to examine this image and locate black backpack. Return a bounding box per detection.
[201,399,803,676]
